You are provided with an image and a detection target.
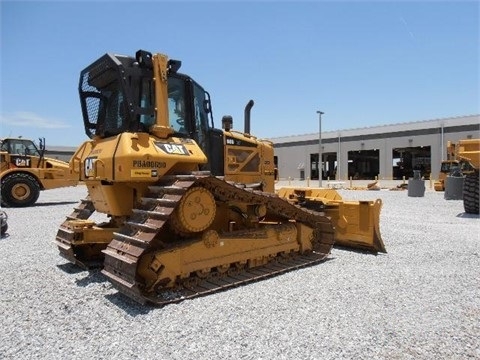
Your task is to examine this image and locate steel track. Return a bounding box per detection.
[100,172,335,305]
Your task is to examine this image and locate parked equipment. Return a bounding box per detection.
[55,50,385,305]
[1,137,77,207]
[434,141,475,192]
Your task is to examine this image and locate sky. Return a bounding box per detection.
[1,1,479,147]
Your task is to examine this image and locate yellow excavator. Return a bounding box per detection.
[55,50,385,305]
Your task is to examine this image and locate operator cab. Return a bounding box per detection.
[0,138,42,157]
[79,51,213,139]
[0,138,45,170]
[78,50,223,174]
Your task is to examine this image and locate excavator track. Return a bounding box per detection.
[101,172,335,305]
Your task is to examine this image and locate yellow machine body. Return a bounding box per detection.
[277,187,385,253]
[55,50,383,305]
[454,139,480,169]
[433,139,479,191]
[1,137,77,207]
[69,132,208,216]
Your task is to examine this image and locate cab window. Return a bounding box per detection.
[168,77,188,135]
[7,140,40,156]
[192,83,210,150]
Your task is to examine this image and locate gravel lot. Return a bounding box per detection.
[0,184,479,359]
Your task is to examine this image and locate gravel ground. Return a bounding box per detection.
[0,184,479,360]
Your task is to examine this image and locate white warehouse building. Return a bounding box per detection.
[271,114,480,181]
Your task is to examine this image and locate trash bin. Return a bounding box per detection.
[408,170,425,197]
[444,175,464,200]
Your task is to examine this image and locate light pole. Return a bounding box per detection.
[317,111,324,188]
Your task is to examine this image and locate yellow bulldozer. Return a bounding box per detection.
[55,50,385,305]
[1,137,77,207]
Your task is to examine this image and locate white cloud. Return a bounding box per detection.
[0,111,71,129]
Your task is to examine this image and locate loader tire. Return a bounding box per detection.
[1,173,41,207]
[463,171,479,214]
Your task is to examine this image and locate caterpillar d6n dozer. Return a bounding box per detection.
[55,50,385,305]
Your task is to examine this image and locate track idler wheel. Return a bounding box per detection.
[171,186,216,234]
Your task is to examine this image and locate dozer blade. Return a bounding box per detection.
[277,187,386,253]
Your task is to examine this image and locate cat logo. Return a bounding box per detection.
[154,142,189,156]
[12,156,31,168]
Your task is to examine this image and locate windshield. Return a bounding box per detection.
[441,162,456,172]
[166,76,212,144]
[4,139,40,156]
[168,77,188,135]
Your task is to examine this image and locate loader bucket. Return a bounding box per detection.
[277,187,386,253]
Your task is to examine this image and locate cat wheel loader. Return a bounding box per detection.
[55,50,385,305]
[1,137,78,207]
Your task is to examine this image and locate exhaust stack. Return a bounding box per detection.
[244,99,254,134]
